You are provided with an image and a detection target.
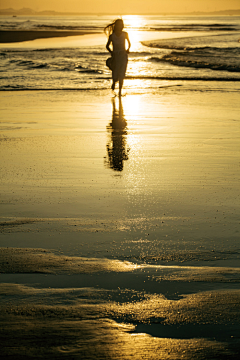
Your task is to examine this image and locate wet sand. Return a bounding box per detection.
[0,88,240,358]
[0,30,100,43]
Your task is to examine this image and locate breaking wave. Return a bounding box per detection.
[143,33,240,73]
[148,55,240,72]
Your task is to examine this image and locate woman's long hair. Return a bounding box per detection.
[104,19,123,37]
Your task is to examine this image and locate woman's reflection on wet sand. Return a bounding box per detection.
[105,98,130,171]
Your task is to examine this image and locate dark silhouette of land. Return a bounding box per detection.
[1,7,240,16]
[0,30,99,43]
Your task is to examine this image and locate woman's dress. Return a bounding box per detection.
[111,32,128,82]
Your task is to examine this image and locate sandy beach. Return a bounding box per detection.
[1,85,240,358]
[1,11,240,358]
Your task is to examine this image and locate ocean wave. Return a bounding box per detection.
[8,59,49,69]
[0,22,103,31]
[31,63,48,69]
[76,68,103,74]
[1,76,240,91]
[90,51,153,57]
[143,42,240,51]
[148,57,164,63]
[35,24,103,31]
[1,21,238,33]
[124,76,240,81]
[2,48,90,54]
[7,57,104,73]
[10,59,35,66]
[33,48,63,52]
[58,67,71,72]
[0,87,111,91]
[150,25,236,32]
[149,55,240,72]
[142,32,240,52]
[129,51,153,57]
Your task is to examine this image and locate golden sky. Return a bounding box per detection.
[1,0,240,13]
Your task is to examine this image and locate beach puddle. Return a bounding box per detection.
[1,314,230,359]
[1,283,239,359]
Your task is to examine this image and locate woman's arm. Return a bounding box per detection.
[106,35,113,55]
[125,32,131,54]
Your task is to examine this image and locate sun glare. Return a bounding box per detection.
[123,15,145,31]
[123,95,142,120]
[123,15,145,51]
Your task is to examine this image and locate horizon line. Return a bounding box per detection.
[1,8,240,16]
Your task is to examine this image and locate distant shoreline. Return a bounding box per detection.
[0,9,240,16]
[0,30,100,43]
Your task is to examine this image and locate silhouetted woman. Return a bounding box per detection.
[105,19,131,97]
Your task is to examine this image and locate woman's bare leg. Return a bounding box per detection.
[119,79,123,96]
[111,81,116,91]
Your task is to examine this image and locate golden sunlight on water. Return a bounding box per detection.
[118,96,148,194]
[127,30,142,51]
[105,96,145,172]
[123,15,146,32]
[123,15,146,52]
[122,95,142,120]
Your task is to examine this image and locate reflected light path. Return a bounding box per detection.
[122,95,142,120]
[123,15,148,52]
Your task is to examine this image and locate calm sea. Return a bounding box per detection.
[0,14,240,91]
